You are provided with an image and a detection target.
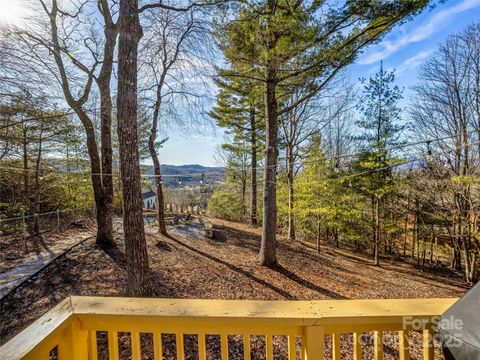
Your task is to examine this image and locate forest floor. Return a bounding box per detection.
[0,218,95,273]
[0,220,95,299]
[0,217,469,359]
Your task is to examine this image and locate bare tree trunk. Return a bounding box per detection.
[374,196,379,266]
[316,216,321,253]
[462,227,473,284]
[96,88,114,246]
[42,0,114,247]
[381,200,387,254]
[22,126,29,205]
[287,143,295,241]
[96,4,117,247]
[148,134,167,235]
[241,176,247,218]
[92,156,113,246]
[148,59,168,234]
[33,122,44,234]
[259,67,278,267]
[250,106,258,226]
[416,227,421,266]
[334,227,339,248]
[450,222,462,271]
[403,196,409,256]
[430,234,435,264]
[259,0,279,267]
[117,0,152,296]
[411,199,419,260]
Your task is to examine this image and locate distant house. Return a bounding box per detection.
[142,190,157,209]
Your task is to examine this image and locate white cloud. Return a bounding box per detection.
[396,49,434,74]
[359,0,480,65]
[0,0,78,28]
[0,0,24,25]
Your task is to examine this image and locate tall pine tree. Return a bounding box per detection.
[210,77,264,225]
[352,61,404,266]
[216,0,433,267]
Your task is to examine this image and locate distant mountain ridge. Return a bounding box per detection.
[144,164,224,175]
[143,164,224,188]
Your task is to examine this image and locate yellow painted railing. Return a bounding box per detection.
[0,296,457,360]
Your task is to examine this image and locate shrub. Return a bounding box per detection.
[208,189,245,222]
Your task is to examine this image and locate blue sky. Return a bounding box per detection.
[352,0,480,99]
[2,0,480,167]
[160,0,480,167]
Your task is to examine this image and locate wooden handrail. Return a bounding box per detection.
[1,296,459,360]
[1,298,74,360]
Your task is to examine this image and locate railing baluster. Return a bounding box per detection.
[287,335,296,360]
[332,333,341,360]
[423,329,434,360]
[303,326,325,360]
[153,333,163,360]
[1,297,458,360]
[88,330,98,360]
[176,333,185,360]
[353,332,362,360]
[198,333,207,360]
[374,331,383,360]
[244,334,251,360]
[108,331,119,360]
[266,335,274,360]
[131,332,141,360]
[398,330,410,360]
[221,333,228,360]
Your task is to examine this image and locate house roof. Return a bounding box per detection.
[141,190,156,200]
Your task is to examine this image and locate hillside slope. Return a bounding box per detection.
[0,218,467,358]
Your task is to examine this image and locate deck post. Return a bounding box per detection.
[303,326,325,360]
[58,317,88,360]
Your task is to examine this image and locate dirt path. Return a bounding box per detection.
[0,228,95,299]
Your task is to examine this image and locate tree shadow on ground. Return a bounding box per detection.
[165,234,297,299]
[166,232,348,300]
[29,235,54,257]
[336,249,468,290]
[270,264,346,299]
[221,223,466,292]
[213,224,365,282]
[102,243,127,268]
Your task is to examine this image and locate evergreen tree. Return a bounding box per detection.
[210,77,264,225]
[352,62,404,266]
[216,0,434,267]
[220,139,250,218]
[291,135,364,251]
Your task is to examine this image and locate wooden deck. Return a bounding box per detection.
[0,296,457,360]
